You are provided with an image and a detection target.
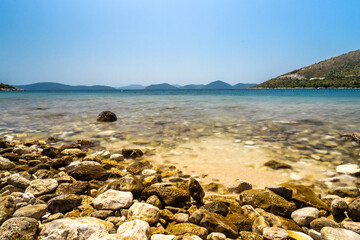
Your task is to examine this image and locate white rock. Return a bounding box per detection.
[7,173,30,189]
[174,213,189,223]
[151,234,176,240]
[206,232,226,240]
[0,156,16,170]
[117,219,150,240]
[141,169,157,176]
[128,202,160,225]
[321,226,360,240]
[287,230,314,240]
[263,227,289,240]
[25,179,58,197]
[93,190,133,210]
[110,154,124,161]
[291,207,320,226]
[336,164,360,175]
[244,140,255,145]
[40,217,115,240]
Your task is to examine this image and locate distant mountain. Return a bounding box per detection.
[117,84,145,90]
[181,84,205,89]
[203,80,233,89]
[144,83,179,90]
[233,83,257,89]
[16,82,115,91]
[0,83,24,91]
[253,49,360,88]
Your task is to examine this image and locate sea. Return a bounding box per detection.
[1,89,360,186]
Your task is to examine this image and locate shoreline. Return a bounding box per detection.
[1,134,360,239]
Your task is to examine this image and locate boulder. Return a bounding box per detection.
[188,178,205,203]
[349,197,360,221]
[329,186,360,198]
[310,217,339,232]
[189,209,238,238]
[42,147,59,158]
[142,183,190,206]
[291,207,320,226]
[116,219,151,240]
[40,217,115,240]
[0,217,39,240]
[7,173,30,189]
[97,111,117,122]
[0,196,14,225]
[167,223,208,239]
[331,198,348,216]
[25,179,58,197]
[281,183,330,211]
[206,232,226,240]
[265,186,293,201]
[264,160,291,169]
[47,194,82,213]
[121,149,143,159]
[239,231,263,240]
[128,202,160,225]
[200,201,229,217]
[93,190,133,210]
[239,189,296,217]
[98,174,144,197]
[67,161,107,180]
[227,179,252,194]
[13,204,47,219]
[262,227,289,240]
[56,181,89,195]
[341,221,360,235]
[0,156,16,170]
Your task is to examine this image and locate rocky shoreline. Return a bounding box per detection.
[1,134,360,240]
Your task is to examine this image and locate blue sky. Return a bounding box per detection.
[1,0,359,86]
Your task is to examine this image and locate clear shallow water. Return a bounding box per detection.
[1,89,360,165]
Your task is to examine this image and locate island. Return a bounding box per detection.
[0,83,24,91]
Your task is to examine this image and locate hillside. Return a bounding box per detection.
[254,49,360,88]
[144,83,179,90]
[16,82,115,91]
[0,83,24,91]
[203,80,233,89]
[117,84,145,90]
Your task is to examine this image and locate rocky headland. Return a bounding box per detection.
[1,128,360,240]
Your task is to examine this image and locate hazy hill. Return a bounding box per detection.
[144,83,179,90]
[181,84,205,89]
[233,83,257,89]
[16,82,115,91]
[203,80,233,89]
[117,84,145,90]
[254,49,360,88]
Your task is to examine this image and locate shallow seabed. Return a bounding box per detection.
[1,89,360,188]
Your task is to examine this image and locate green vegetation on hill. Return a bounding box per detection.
[0,83,16,89]
[254,49,360,88]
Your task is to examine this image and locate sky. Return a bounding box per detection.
[1,0,360,87]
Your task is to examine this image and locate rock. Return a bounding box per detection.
[206,232,226,240]
[188,178,205,203]
[341,221,360,234]
[262,227,288,240]
[331,198,348,216]
[321,226,360,240]
[291,207,320,226]
[265,186,293,201]
[91,210,113,219]
[287,230,313,240]
[151,234,176,240]
[97,111,117,122]
[42,147,59,158]
[67,161,107,180]
[142,169,157,176]
[116,219,150,240]
[41,217,115,240]
[142,183,190,206]
[0,217,39,240]
[167,223,208,239]
[7,173,30,189]
[336,164,360,175]
[189,209,238,238]
[264,160,292,170]
[110,153,124,161]
[239,231,263,240]
[0,196,14,225]
[174,233,203,240]
[13,204,47,219]
[121,149,143,159]
[56,181,89,195]
[349,198,360,221]
[310,217,339,232]
[227,179,252,194]
[98,174,144,197]
[47,194,82,213]
[146,195,162,209]
[200,201,229,217]
[239,189,296,217]
[25,179,58,197]
[174,213,189,223]
[281,183,330,211]
[93,189,133,210]
[329,186,360,198]
[61,148,85,157]
[0,156,16,170]
[252,216,270,234]
[227,212,253,231]
[128,202,160,225]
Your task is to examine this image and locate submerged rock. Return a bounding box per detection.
[97,111,117,122]
[264,160,292,170]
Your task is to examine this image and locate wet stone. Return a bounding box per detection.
[328,186,360,198]
[188,177,205,203]
[97,111,117,122]
[122,149,143,159]
[227,178,252,194]
[331,198,348,216]
[200,201,229,217]
[264,160,292,170]
[291,207,320,226]
[309,217,339,232]
[265,186,293,201]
